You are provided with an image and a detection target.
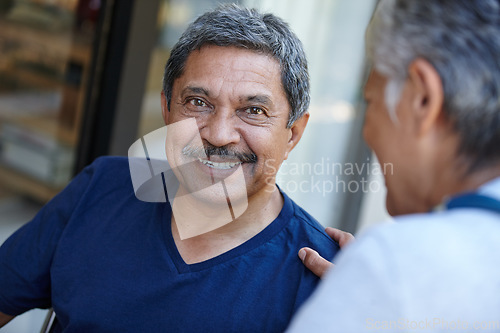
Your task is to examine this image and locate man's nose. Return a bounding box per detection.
[199,109,240,147]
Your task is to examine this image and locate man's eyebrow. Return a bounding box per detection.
[181,86,210,97]
[245,95,274,107]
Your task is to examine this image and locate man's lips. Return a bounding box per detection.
[197,158,242,170]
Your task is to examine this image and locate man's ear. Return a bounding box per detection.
[407,58,444,136]
[284,112,309,160]
[161,90,169,125]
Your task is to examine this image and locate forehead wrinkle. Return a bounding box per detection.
[213,72,277,105]
[233,61,278,83]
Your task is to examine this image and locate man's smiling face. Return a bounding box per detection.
[162,45,301,206]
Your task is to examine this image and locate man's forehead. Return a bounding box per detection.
[183,45,279,74]
[173,46,286,102]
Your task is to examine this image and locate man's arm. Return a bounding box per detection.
[298,227,355,278]
[0,312,14,327]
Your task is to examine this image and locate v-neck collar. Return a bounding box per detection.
[160,190,294,274]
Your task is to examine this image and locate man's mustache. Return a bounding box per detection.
[182,143,257,163]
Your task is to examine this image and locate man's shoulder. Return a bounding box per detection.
[80,156,131,183]
[87,155,129,173]
[353,209,500,265]
[69,156,134,199]
[283,192,340,260]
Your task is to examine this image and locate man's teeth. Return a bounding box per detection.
[198,158,241,169]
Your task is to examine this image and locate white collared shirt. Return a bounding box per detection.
[287,177,500,333]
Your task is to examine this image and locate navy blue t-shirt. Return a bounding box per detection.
[0,157,339,332]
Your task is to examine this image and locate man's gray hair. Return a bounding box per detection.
[162,4,310,128]
[367,0,500,171]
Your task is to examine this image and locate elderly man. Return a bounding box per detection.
[290,0,500,331]
[0,5,339,332]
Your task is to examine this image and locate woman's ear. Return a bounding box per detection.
[407,58,444,136]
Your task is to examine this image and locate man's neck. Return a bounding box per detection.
[171,186,284,264]
[429,162,500,208]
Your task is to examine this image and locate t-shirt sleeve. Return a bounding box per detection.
[0,164,95,316]
[286,227,404,333]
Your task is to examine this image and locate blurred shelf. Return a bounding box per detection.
[0,114,78,147]
[0,2,99,204]
[0,67,62,90]
[0,19,92,63]
[0,165,63,203]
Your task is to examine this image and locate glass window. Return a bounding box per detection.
[0,0,102,202]
[0,1,105,330]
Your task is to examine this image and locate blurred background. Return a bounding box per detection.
[0,0,391,331]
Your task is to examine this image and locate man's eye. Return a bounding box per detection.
[245,107,265,115]
[189,99,207,107]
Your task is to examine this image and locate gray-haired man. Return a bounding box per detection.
[0,5,339,332]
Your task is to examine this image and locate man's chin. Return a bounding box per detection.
[193,187,248,206]
[385,195,404,217]
[171,188,249,239]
